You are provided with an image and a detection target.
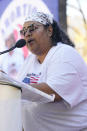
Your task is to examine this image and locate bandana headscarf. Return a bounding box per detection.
[25,12,53,25]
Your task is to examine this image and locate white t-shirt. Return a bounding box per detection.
[18,43,87,131]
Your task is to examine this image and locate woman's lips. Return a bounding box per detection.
[27,39,34,45]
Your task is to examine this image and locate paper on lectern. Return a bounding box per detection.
[0,72,55,103]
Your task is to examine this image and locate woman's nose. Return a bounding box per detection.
[25,30,32,37]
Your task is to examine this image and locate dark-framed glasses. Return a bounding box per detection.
[20,24,42,36]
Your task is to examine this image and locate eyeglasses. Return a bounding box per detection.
[20,24,42,37]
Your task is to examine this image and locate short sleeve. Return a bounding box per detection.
[46,60,83,108]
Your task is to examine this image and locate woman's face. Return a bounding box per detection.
[21,21,53,56]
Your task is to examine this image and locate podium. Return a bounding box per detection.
[0,73,22,131]
[0,72,55,131]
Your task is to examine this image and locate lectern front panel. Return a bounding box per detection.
[0,84,22,131]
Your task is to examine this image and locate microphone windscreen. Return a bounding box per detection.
[15,39,26,48]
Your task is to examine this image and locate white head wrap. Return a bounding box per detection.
[25,12,53,25]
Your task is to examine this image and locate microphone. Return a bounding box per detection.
[0,39,26,55]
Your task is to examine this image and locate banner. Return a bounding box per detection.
[0,0,58,47]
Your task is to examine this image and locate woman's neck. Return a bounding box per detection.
[37,46,52,64]
[37,54,47,64]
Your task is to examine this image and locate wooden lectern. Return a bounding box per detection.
[0,72,22,131]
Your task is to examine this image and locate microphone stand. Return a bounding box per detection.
[0,46,16,55]
[0,39,26,55]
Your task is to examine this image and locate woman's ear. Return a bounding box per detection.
[47,25,53,37]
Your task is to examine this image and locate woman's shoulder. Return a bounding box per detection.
[50,42,76,57]
[55,42,78,56]
[50,42,84,63]
[57,42,75,51]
